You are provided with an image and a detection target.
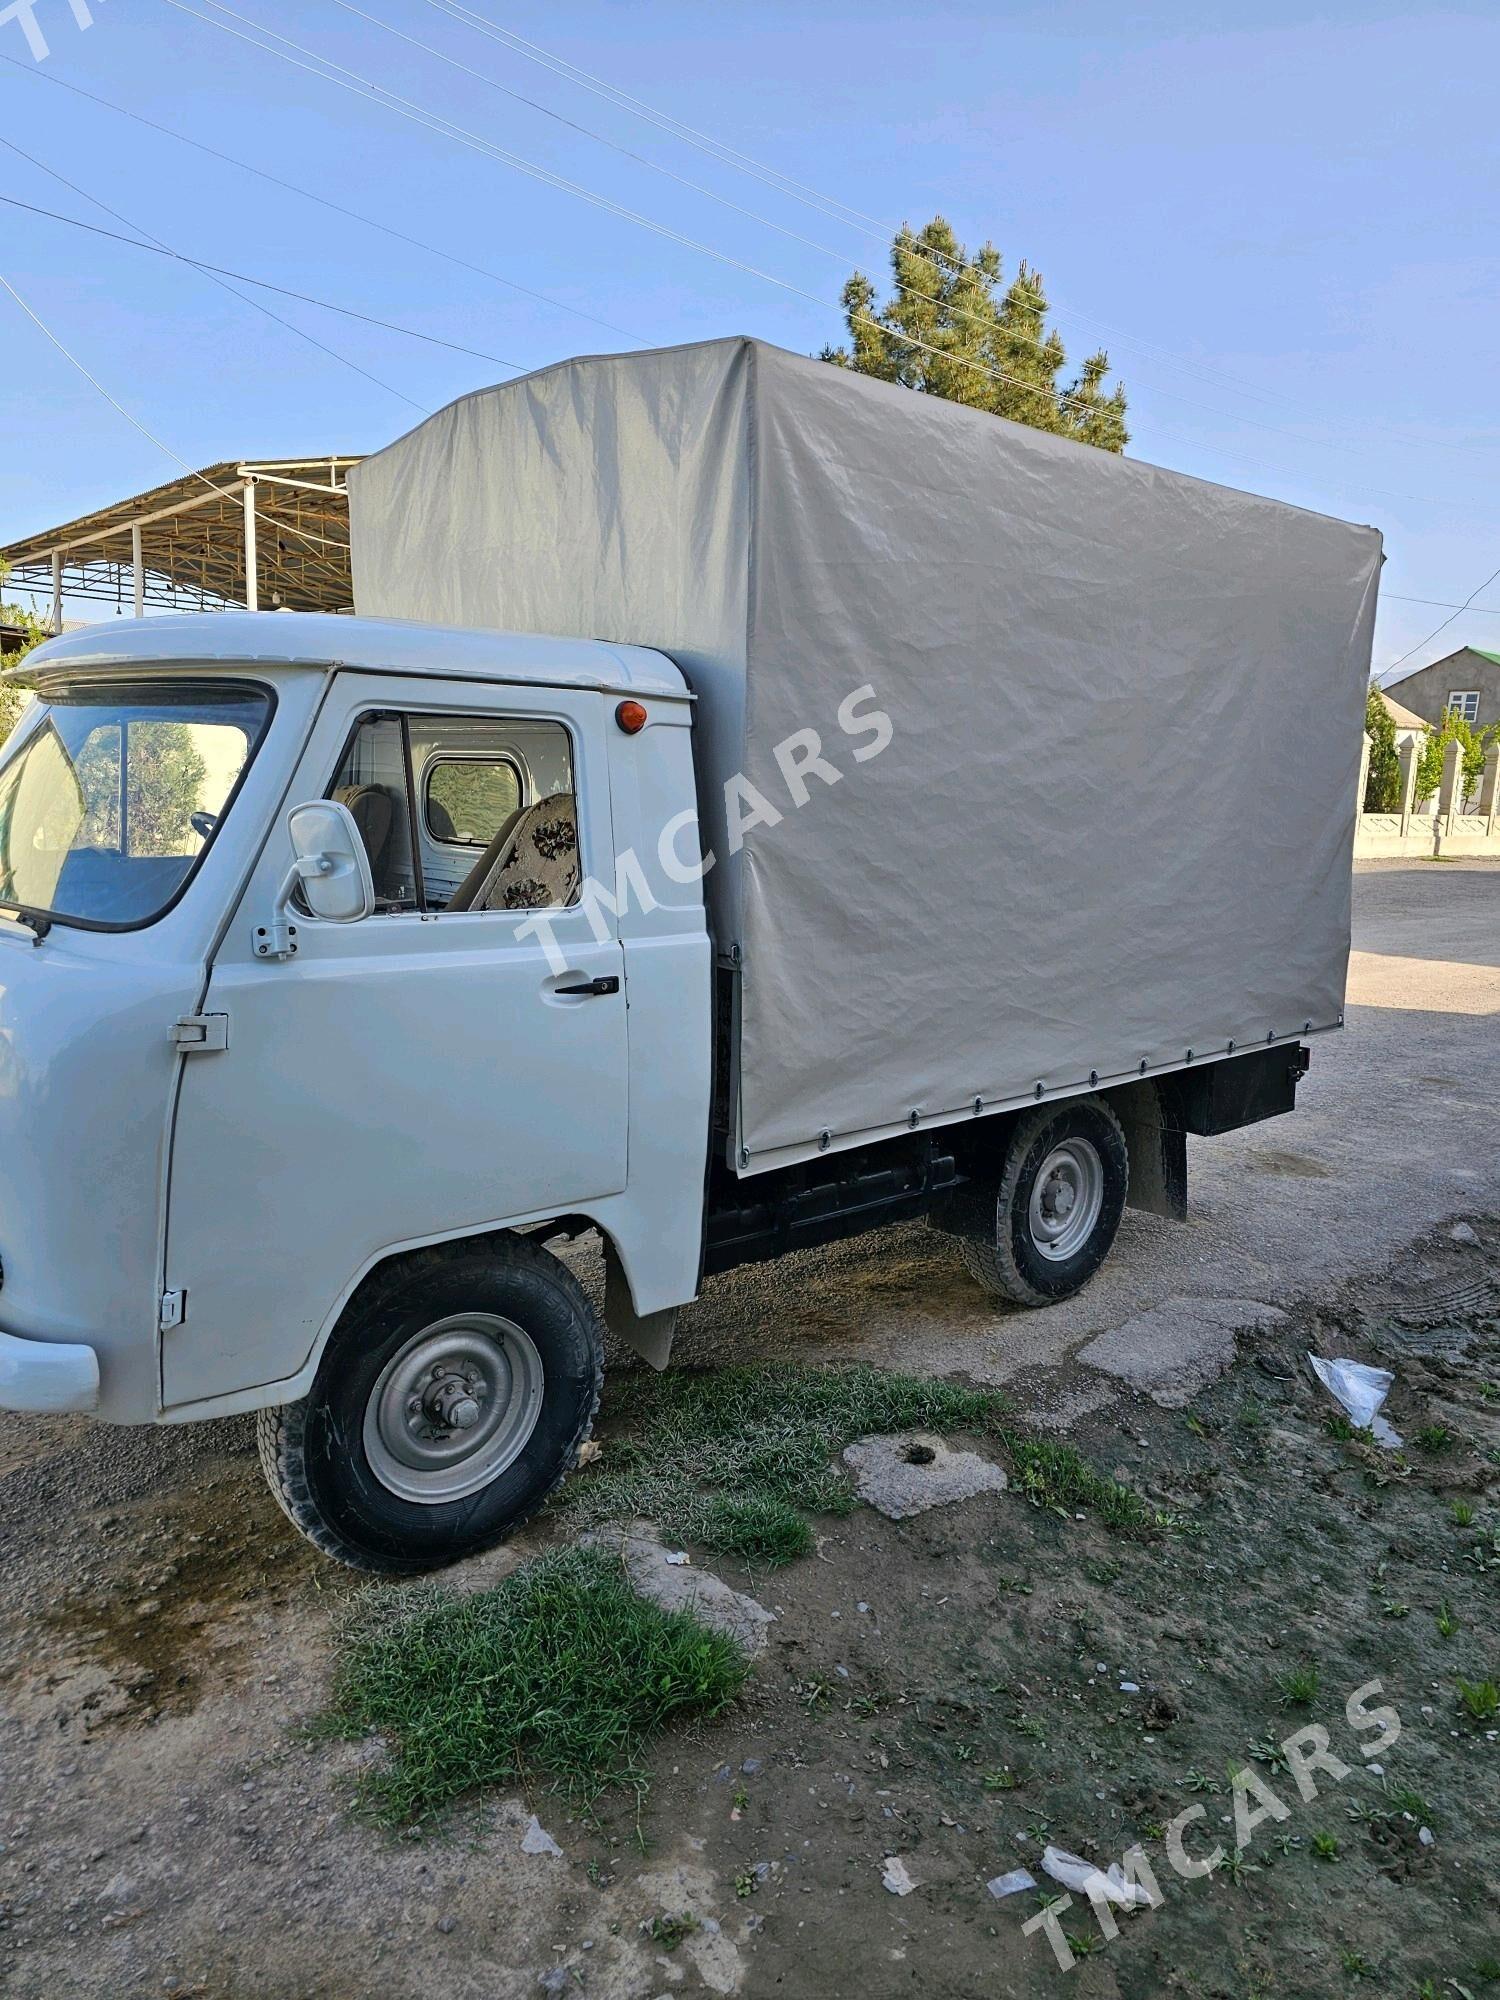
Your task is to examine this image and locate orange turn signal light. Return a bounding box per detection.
[615,700,648,734]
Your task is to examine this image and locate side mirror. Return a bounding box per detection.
[253,799,374,960]
[287,800,375,923]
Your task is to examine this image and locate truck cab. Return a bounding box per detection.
[0,614,714,1565]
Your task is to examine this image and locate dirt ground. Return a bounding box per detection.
[3,1215,1497,2000]
[1,861,1497,1999]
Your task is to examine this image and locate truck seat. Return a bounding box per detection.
[450,794,579,913]
[445,803,527,911]
[333,784,394,880]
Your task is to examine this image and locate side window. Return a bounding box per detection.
[327,710,580,914]
[425,758,522,846]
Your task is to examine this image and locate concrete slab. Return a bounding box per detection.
[1076,1298,1287,1406]
[842,1432,1008,1520]
[580,1523,777,1656]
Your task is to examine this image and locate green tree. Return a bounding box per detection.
[1415,703,1497,807]
[823,216,1128,451]
[76,722,208,856]
[0,560,49,745]
[1363,684,1401,810]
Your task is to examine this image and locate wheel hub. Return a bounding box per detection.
[363,1314,545,1504]
[1027,1138,1105,1261]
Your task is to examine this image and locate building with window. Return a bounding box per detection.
[1385,644,1500,730]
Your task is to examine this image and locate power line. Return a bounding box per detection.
[0,134,430,417]
[0,48,646,348]
[0,267,211,483]
[427,0,1489,461]
[1379,559,1500,679]
[160,0,1497,514]
[0,195,530,370]
[423,0,892,237]
[0,266,346,580]
[1384,593,1500,613]
[326,0,858,270]
[156,0,1113,427]
[325,0,1461,477]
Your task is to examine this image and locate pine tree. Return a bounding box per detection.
[823,217,1128,452]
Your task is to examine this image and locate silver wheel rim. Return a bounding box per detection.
[362,1313,545,1504]
[1027,1138,1105,1261]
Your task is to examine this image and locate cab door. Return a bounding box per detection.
[162,673,627,1411]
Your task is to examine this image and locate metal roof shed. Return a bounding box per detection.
[0,457,361,627]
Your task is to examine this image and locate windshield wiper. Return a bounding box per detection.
[0,902,52,942]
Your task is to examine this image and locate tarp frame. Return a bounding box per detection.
[348,338,1382,1175]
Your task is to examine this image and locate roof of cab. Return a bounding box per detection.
[11,611,691,699]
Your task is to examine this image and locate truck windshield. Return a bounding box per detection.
[0,680,271,930]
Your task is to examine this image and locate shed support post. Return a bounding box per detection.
[131,521,144,618]
[50,549,62,634]
[242,481,259,612]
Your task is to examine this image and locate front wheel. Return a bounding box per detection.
[957,1097,1128,1307]
[257,1236,603,1573]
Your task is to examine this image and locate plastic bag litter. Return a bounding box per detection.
[987,1868,1037,1899]
[881,1855,917,1896]
[1307,1354,1402,1448]
[520,1815,563,1857]
[1042,1846,1154,1909]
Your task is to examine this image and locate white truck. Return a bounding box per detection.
[0,339,1381,1571]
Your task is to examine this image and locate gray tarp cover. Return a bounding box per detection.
[348,338,1382,1167]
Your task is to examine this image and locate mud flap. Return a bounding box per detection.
[1110,1080,1188,1222]
[603,1240,679,1371]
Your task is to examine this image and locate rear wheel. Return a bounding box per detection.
[256,1236,602,1574]
[957,1097,1128,1307]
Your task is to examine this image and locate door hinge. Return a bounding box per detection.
[172,1012,229,1052]
[159,1289,186,1331]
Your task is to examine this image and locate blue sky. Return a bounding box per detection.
[1,0,1496,681]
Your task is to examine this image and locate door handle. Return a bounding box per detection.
[552,975,620,997]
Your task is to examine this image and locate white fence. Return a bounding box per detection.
[1355,736,1499,859]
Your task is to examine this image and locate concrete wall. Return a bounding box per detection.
[1388,647,1500,729]
[1353,734,1500,858]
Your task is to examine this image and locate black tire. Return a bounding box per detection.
[958,1097,1128,1307]
[256,1236,603,1574]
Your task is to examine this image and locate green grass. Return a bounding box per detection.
[560,1361,1153,1547]
[324,1545,748,1825]
[1277,1663,1321,1708]
[692,1491,813,1567]
[565,1363,1009,1529]
[1456,1677,1499,1723]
